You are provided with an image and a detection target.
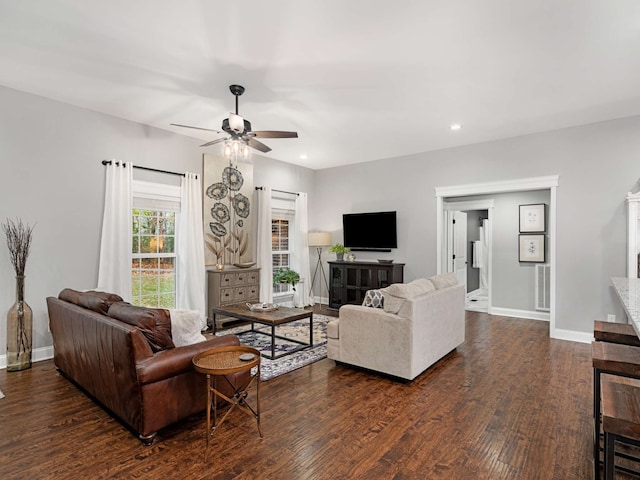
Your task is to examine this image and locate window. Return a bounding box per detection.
[272,209,294,295]
[131,209,176,307]
[131,180,181,308]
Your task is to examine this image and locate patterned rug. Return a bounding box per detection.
[217,314,330,381]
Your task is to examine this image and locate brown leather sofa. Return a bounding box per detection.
[47,289,248,445]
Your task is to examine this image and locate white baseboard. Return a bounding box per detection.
[489,307,593,344]
[551,328,594,344]
[0,346,54,370]
[490,307,550,322]
[311,295,329,307]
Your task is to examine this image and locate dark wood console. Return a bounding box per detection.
[328,261,404,310]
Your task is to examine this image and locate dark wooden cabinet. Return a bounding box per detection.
[328,261,404,309]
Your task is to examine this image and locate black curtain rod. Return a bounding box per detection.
[255,186,299,196]
[101,160,187,178]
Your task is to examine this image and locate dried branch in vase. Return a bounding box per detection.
[3,218,35,371]
[2,218,35,277]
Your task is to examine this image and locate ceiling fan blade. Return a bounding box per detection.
[200,137,228,147]
[247,137,272,153]
[249,130,298,139]
[171,123,223,134]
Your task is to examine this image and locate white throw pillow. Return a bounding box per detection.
[169,309,206,347]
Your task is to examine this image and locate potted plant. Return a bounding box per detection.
[273,267,300,291]
[329,243,351,261]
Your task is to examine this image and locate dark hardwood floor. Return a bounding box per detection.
[0,311,598,479]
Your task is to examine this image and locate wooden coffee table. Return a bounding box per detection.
[212,304,313,360]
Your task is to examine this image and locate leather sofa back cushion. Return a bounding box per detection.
[59,289,124,315]
[107,302,175,352]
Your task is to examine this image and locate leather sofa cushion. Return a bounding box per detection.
[107,302,175,352]
[59,288,123,315]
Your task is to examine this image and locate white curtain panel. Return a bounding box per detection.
[256,187,273,304]
[293,192,312,307]
[97,161,133,301]
[176,172,207,328]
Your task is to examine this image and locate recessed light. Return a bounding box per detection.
[299,154,308,160]
[450,124,462,131]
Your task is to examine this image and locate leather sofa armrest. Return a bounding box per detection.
[136,334,240,385]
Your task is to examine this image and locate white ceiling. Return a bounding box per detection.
[1,1,639,170]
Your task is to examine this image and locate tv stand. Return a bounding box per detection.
[328,260,404,309]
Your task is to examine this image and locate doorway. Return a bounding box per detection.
[444,201,493,314]
[435,176,559,338]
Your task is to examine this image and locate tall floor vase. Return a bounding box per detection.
[6,275,32,371]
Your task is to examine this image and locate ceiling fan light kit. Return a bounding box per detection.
[228,113,245,133]
[171,84,298,158]
[224,139,250,159]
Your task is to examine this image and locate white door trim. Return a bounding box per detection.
[435,175,559,339]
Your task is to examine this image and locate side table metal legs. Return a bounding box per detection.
[205,364,262,456]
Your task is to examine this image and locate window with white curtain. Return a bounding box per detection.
[272,209,295,295]
[131,181,181,308]
[271,189,298,296]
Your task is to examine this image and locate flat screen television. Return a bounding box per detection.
[343,211,397,251]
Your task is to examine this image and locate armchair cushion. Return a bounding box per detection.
[383,279,435,315]
[327,319,340,339]
[429,272,458,290]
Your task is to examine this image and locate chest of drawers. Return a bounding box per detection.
[206,267,260,329]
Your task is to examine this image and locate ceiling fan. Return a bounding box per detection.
[171,84,298,154]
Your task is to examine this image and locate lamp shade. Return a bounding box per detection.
[308,232,332,247]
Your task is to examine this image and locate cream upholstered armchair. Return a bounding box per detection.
[327,273,465,380]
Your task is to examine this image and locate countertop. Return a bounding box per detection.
[611,277,640,337]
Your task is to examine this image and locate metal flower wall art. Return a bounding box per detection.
[203,154,254,265]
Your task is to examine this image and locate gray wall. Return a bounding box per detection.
[0,86,315,357]
[489,191,549,311]
[3,82,639,351]
[312,116,640,335]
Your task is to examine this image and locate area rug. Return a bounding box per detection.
[217,314,330,381]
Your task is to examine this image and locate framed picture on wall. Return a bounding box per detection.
[519,234,545,263]
[519,203,546,232]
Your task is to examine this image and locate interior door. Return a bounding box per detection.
[452,211,468,289]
